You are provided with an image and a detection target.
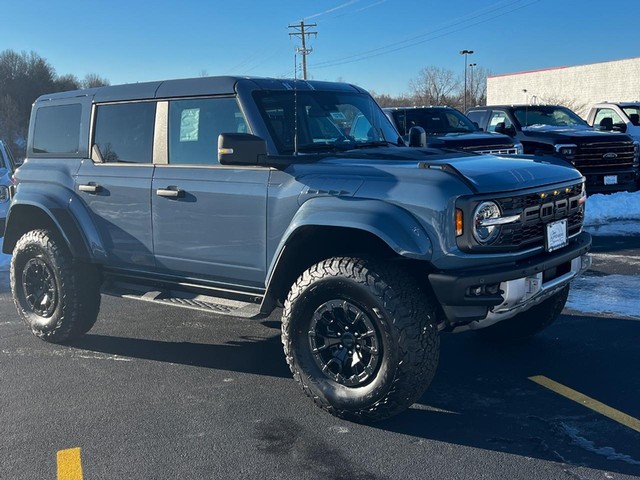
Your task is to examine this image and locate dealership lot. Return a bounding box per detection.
[1,231,639,480]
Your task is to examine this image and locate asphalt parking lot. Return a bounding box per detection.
[1,248,639,480]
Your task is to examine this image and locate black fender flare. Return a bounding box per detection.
[3,185,106,263]
[260,197,433,313]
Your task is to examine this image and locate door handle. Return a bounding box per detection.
[78,183,102,193]
[156,187,185,198]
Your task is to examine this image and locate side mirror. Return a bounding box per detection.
[505,125,516,136]
[408,126,426,147]
[472,121,481,131]
[494,122,506,134]
[218,133,267,166]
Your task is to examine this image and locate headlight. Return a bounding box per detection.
[515,142,524,155]
[554,144,577,157]
[473,201,501,244]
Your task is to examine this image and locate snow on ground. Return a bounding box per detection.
[584,191,640,235]
[566,274,640,320]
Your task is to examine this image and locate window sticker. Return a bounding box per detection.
[330,111,346,120]
[180,108,200,142]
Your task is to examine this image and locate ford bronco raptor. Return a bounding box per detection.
[4,77,591,422]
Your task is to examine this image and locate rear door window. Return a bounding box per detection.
[93,102,156,163]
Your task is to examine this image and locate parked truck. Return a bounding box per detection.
[467,104,640,194]
[383,106,522,154]
[4,77,591,422]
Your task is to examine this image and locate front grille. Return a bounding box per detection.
[573,141,635,169]
[492,182,584,251]
[462,144,518,155]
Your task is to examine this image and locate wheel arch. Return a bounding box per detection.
[3,193,105,263]
[260,198,434,314]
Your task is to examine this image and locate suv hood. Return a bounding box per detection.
[440,154,583,193]
[322,147,583,194]
[520,125,631,143]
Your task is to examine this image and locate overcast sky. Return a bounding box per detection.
[1,0,638,95]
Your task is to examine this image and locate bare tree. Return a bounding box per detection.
[82,73,110,88]
[468,66,491,108]
[371,92,414,108]
[409,66,460,106]
[55,74,82,92]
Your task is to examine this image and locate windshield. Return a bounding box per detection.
[621,105,640,125]
[391,108,477,135]
[253,91,400,154]
[512,106,586,128]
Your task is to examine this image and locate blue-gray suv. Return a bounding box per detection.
[3,76,592,422]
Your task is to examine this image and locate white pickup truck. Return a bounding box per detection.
[586,102,640,142]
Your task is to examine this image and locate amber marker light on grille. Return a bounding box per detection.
[456,209,463,236]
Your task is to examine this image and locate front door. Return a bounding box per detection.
[151,97,268,289]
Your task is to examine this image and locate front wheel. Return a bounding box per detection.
[282,257,440,422]
[10,229,101,343]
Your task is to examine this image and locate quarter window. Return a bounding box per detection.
[33,104,82,154]
[93,102,156,163]
[168,97,247,165]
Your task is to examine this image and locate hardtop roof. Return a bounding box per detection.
[34,76,364,104]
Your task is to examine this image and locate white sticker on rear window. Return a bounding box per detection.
[180,108,200,142]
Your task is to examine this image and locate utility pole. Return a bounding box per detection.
[288,21,317,80]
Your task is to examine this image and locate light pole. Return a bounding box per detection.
[459,50,474,112]
[469,63,477,107]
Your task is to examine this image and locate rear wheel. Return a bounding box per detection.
[477,286,569,342]
[10,229,101,343]
[282,257,439,422]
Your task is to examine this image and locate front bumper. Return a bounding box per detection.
[429,231,592,330]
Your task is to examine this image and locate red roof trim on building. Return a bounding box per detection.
[489,66,569,79]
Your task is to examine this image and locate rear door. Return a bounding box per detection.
[151,96,269,289]
[75,101,156,269]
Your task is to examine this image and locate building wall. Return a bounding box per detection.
[487,57,640,118]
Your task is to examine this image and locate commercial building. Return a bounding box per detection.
[486,57,640,118]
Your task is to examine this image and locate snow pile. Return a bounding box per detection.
[0,237,9,271]
[584,191,640,226]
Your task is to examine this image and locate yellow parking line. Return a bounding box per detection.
[57,448,83,480]
[529,375,640,434]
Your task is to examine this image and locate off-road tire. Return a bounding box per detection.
[477,285,569,342]
[281,257,439,423]
[10,229,101,343]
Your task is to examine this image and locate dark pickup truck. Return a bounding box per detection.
[4,77,591,422]
[466,104,640,194]
[384,106,521,155]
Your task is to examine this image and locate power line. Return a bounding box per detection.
[309,0,538,70]
[288,21,318,80]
